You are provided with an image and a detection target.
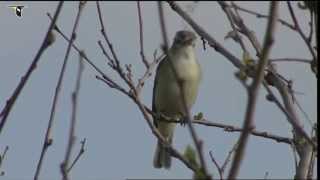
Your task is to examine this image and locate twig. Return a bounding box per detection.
[47,13,109,81]
[209,151,223,180]
[229,2,262,57]
[287,2,316,62]
[221,142,238,173]
[0,2,63,135]
[218,1,248,53]
[67,138,86,172]
[290,141,299,170]
[96,1,137,95]
[157,115,292,144]
[228,2,279,179]
[61,46,85,179]
[0,146,9,176]
[136,52,164,95]
[34,2,84,180]
[0,146,9,168]
[269,58,312,64]
[136,1,149,68]
[158,2,210,178]
[229,2,295,31]
[307,10,314,44]
[265,72,315,148]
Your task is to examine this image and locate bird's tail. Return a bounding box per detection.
[153,140,172,169]
[153,120,176,169]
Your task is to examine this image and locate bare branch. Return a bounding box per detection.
[47,13,109,81]
[136,1,149,68]
[34,2,84,180]
[221,142,238,174]
[96,1,137,95]
[228,2,279,179]
[287,2,317,64]
[229,2,295,30]
[218,1,248,53]
[0,2,63,135]
[0,146,9,175]
[61,44,85,179]
[136,52,164,95]
[67,138,86,173]
[157,115,292,144]
[269,58,312,64]
[209,151,223,180]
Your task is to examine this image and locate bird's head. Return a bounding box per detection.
[172,30,197,47]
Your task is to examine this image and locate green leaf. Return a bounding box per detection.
[184,144,199,169]
[194,112,204,120]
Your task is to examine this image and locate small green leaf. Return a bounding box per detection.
[242,51,255,67]
[194,112,204,120]
[184,145,199,169]
[193,167,208,180]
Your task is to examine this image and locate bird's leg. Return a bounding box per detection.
[179,113,187,127]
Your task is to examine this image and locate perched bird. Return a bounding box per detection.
[153,30,202,169]
[8,5,26,17]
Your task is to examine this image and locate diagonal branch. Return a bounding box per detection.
[0,2,63,135]
[228,2,279,179]
[136,1,149,68]
[60,45,85,179]
[34,2,85,180]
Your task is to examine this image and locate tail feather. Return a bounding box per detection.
[153,141,171,169]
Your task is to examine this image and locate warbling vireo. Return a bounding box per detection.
[153,30,202,169]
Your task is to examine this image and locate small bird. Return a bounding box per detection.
[152,30,202,169]
[8,5,26,17]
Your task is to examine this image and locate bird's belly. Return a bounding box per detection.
[156,78,199,117]
[156,80,182,115]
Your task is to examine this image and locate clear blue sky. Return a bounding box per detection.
[0,1,317,179]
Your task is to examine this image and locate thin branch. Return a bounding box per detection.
[136,1,149,68]
[0,146,9,168]
[158,2,210,177]
[269,58,312,64]
[0,2,63,135]
[136,51,164,95]
[61,45,85,179]
[221,142,238,174]
[229,2,262,56]
[287,2,316,62]
[96,1,136,95]
[209,151,223,180]
[229,2,295,31]
[307,10,314,44]
[34,2,84,180]
[265,72,315,148]
[67,138,86,172]
[228,2,279,179]
[157,115,292,144]
[47,13,109,81]
[218,1,248,53]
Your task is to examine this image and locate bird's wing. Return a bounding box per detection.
[152,55,167,127]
